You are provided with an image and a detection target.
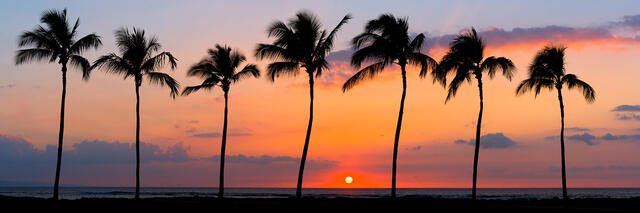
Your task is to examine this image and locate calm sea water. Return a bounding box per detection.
[1,187,639,200]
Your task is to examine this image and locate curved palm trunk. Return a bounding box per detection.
[53,63,67,200]
[472,75,484,200]
[135,83,141,199]
[391,65,408,199]
[557,88,568,200]
[219,90,229,198]
[296,73,314,199]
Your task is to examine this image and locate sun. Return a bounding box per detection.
[345,176,353,184]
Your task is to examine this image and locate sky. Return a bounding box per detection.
[1,0,640,189]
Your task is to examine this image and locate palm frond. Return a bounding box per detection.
[431,65,448,88]
[258,10,349,83]
[445,69,471,102]
[15,48,55,65]
[315,14,352,57]
[140,51,177,72]
[40,9,71,48]
[187,59,217,79]
[435,39,476,89]
[439,49,465,75]
[266,61,300,82]
[267,21,294,39]
[562,74,595,103]
[481,56,515,80]
[351,32,382,49]
[312,58,330,78]
[114,27,148,56]
[69,54,91,80]
[17,27,60,50]
[363,13,396,34]
[533,46,567,78]
[447,27,484,64]
[69,33,102,54]
[410,52,438,78]
[146,72,180,98]
[113,27,132,53]
[255,44,288,60]
[145,35,161,56]
[350,45,389,68]
[290,11,322,54]
[181,83,217,96]
[439,52,474,83]
[342,62,385,92]
[265,20,300,54]
[228,48,246,71]
[515,78,555,98]
[408,33,425,52]
[233,64,260,82]
[70,17,80,38]
[91,53,131,77]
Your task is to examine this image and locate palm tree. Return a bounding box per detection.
[182,45,260,198]
[15,9,102,200]
[342,14,438,198]
[255,11,351,199]
[437,28,515,200]
[91,27,178,199]
[516,46,595,200]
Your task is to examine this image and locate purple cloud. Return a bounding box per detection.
[454,133,517,149]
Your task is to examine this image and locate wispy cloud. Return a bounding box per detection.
[545,132,640,145]
[601,133,640,141]
[191,131,252,138]
[550,165,640,173]
[204,154,337,169]
[173,120,200,133]
[406,145,422,151]
[0,84,16,89]
[565,127,591,132]
[454,133,517,149]
[612,105,640,112]
[615,113,640,121]
[567,133,598,146]
[611,105,640,121]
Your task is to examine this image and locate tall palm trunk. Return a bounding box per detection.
[53,63,67,200]
[472,74,484,200]
[296,73,314,199]
[219,89,229,198]
[135,82,141,199]
[391,65,408,199]
[557,87,568,200]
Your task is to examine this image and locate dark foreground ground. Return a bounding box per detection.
[1,196,639,213]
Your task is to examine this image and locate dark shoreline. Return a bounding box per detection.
[2,196,639,213]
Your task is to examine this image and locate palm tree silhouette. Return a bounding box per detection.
[437,28,515,200]
[342,14,438,198]
[516,46,595,200]
[91,27,178,199]
[182,45,260,198]
[255,11,351,199]
[15,9,102,200]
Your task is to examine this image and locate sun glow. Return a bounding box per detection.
[345,176,353,184]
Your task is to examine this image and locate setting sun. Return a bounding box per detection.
[3,1,640,209]
[345,176,353,184]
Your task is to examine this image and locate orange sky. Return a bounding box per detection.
[1,0,640,188]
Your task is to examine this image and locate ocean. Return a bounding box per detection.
[1,187,639,200]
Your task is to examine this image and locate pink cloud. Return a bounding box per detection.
[317,15,640,89]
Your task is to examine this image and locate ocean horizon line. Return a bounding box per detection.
[2,186,639,189]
